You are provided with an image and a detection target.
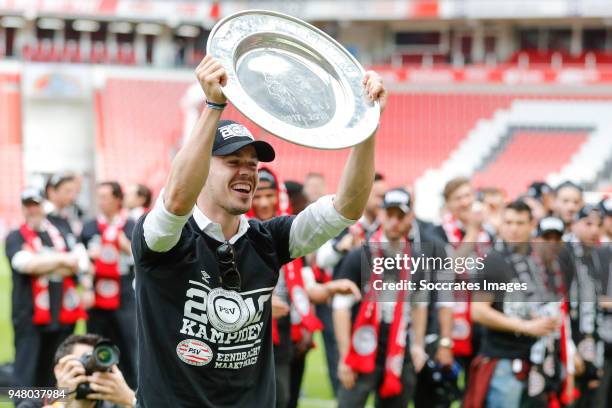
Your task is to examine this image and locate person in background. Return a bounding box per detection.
[80,181,137,389]
[553,181,584,239]
[334,188,447,408]
[431,177,493,389]
[17,333,136,408]
[303,172,327,204]
[563,204,606,407]
[526,181,555,219]
[250,167,360,408]
[5,188,88,390]
[599,197,612,243]
[124,183,153,222]
[478,186,506,235]
[595,202,612,407]
[315,172,387,394]
[467,201,562,408]
[45,172,81,239]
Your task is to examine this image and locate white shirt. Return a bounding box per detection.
[143,191,355,260]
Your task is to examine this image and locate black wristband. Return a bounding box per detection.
[206,99,227,110]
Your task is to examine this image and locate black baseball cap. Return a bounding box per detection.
[537,216,564,237]
[21,187,45,205]
[212,120,275,162]
[599,198,612,217]
[527,181,552,200]
[575,204,601,221]
[382,188,412,214]
[257,168,277,189]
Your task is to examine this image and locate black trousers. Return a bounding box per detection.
[288,347,307,408]
[337,356,416,408]
[594,356,612,408]
[87,276,137,389]
[13,323,74,387]
[275,361,291,408]
[316,302,340,394]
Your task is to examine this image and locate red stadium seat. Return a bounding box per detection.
[473,131,587,198]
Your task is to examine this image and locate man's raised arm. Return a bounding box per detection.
[142,56,227,253]
[333,71,387,220]
[164,55,227,216]
[288,72,387,259]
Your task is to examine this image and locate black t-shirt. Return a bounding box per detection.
[477,245,551,360]
[132,214,294,408]
[5,228,69,332]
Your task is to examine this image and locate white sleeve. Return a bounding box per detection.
[11,250,33,273]
[143,189,193,253]
[316,239,344,269]
[289,195,355,259]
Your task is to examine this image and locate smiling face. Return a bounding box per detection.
[205,146,259,216]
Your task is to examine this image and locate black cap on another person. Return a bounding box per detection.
[382,188,411,214]
[575,204,601,221]
[257,168,277,189]
[21,188,45,205]
[212,120,275,162]
[537,216,564,237]
[599,198,612,217]
[527,181,552,200]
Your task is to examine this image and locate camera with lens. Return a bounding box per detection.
[75,339,120,400]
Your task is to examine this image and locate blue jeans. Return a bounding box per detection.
[486,359,525,408]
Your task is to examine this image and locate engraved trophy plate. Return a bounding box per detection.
[207,10,380,150]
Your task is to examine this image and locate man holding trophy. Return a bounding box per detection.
[130,19,387,405]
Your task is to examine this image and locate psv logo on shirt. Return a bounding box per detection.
[177,279,272,369]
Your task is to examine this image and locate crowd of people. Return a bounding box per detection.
[4,166,612,408]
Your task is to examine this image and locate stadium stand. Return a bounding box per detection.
[0,72,23,233]
[472,131,588,198]
[94,77,190,194]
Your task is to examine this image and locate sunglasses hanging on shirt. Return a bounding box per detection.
[216,241,242,291]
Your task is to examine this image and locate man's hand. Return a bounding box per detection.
[80,289,95,309]
[271,295,290,319]
[54,355,88,396]
[338,360,357,390]
[410,345,427,373]
[86,366,135,408]
[324,279,361,300]
[196,55,227,105]
[363,71,388,113]
[118,231,132,255]
[435,346,454,368]
[521,316,559,337]
[57,253,79,277]
[88,245,101,261]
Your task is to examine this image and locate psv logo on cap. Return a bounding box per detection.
[219,124,254,140]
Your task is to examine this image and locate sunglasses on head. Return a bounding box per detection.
[216,241,241,291]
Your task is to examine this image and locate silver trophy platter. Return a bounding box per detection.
[207,10,380,150]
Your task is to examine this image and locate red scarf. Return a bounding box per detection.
[247,166,323,344]
[94,211,127,310]
[441,213,490,357]
[20,220,86,325]
[344,229,411,397]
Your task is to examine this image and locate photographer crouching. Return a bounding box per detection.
[17,334,135,408]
